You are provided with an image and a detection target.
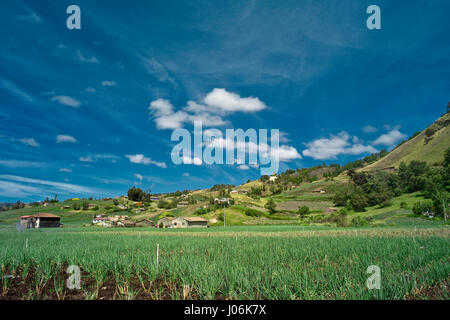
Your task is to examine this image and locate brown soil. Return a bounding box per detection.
[0,265,204,300]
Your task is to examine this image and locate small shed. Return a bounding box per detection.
[35,213,61,228]
[173,217,208,228]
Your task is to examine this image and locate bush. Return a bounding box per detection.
[400,201,408,209]
[82,201,89,210]
[412,200,434,215]
[92,206,99,211]
[298,206,310,216]
[73,203,80,210]
[113,199,119,205]
[242,207,265,217]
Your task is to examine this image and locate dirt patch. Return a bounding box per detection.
[405,280,449,300]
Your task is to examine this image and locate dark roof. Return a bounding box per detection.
[35,213,61,218]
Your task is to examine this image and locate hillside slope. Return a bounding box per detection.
[366,113,449,170]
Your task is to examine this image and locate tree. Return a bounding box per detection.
[264,198,276,214]
[82,201,89,210]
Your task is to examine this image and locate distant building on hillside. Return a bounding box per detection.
[173,217,208,228]
[214,198,231,205]
[269,175,278,183]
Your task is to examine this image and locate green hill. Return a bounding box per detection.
[366,113,450,170]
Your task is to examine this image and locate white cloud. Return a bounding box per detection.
[19,138,39,147]
[51,96,81,108]
[79,156,94,162]
[0,77,33,102]
[56,134,77,143]
[125,154,167,168]
[204,88,267,113]
[302,132,377,160]
[238,164,250,170]
[182,156,202,165]
[363,125,378,133]
[85,86,96,93]
[373,129,407,146]
[149,89,268,130]
[101,81,116,87]
[17,12,42,23]
[134,173,143,181]
[59,168,72,173]
[0,160,46,168]
[0,174,95,198]
[77,50,99,63]
[182,172,190,177]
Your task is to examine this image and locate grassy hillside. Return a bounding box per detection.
[366,113,449,170]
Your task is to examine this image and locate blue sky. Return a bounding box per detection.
[1,0,449,202]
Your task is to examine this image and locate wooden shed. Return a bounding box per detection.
[20,213,61,229]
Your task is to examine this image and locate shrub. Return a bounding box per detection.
[412,200,434,215]
[73,203,80,210]
[113,199,119,205]
[298,206,310,216]
[92,206,99,211]
[400,201,408,209]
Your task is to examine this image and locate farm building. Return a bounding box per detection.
[20,213,61,229]
[269,175,278,182]
[136,219,155,227]
[214,198,231,205]
[157,217,175,228]
[173,217,208,228]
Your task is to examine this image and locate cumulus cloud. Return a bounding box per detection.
[373,129,407,146]
[125,154,167,168]
[182,156,202,165]
[203,136,301,164]
[51,96,81,108]
[302,132,377,160]
[149,89,267,130]
[19,138,39,147]
[204,88,267,113]
[56,134,77,143]
[363,125,378,133]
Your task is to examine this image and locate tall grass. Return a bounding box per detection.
[0,226,448,299]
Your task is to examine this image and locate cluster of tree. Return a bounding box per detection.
[333,148,450,214]
[157,199,177,209]
[248,186,265,199]
[127,186,152,202]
